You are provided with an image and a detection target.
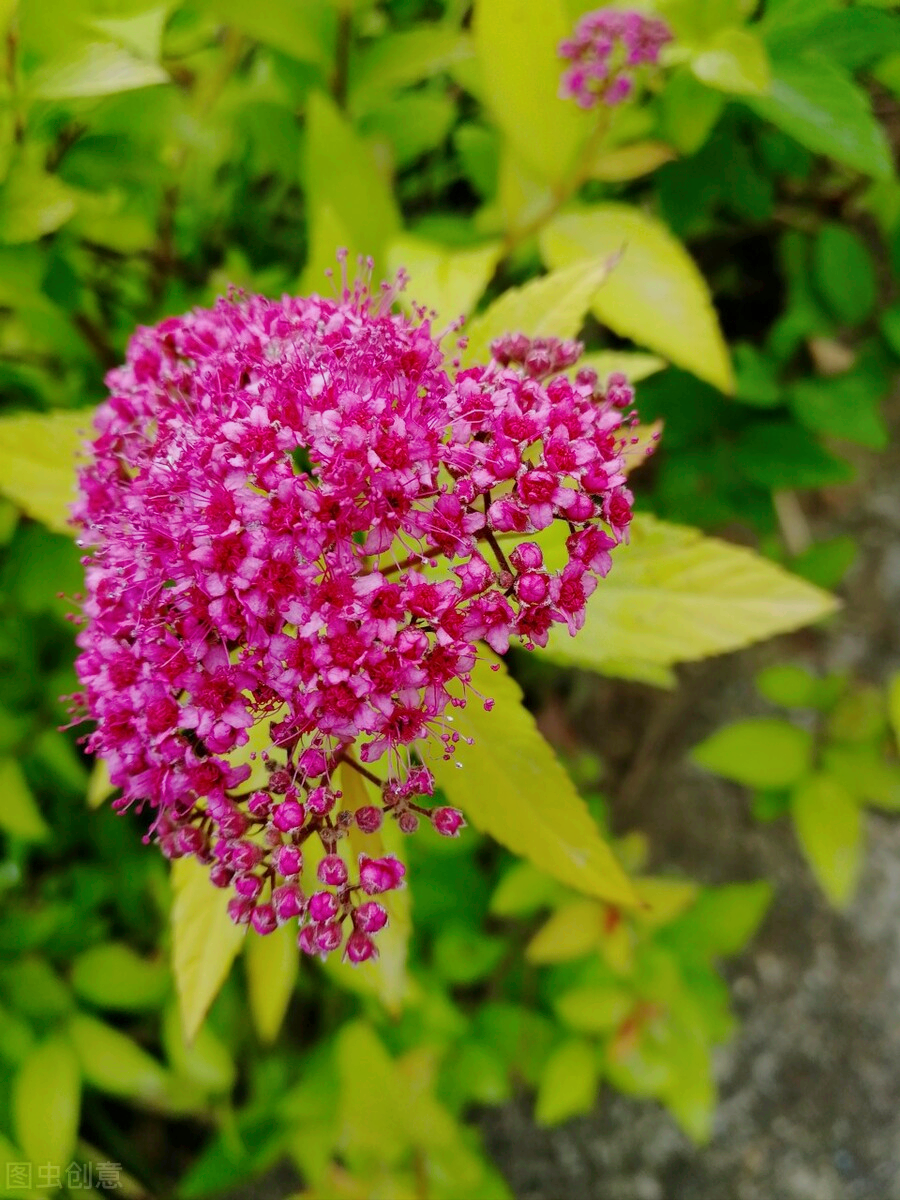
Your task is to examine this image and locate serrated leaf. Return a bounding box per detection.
[423,655,638,907]
[526,898,604,964]
[745,54,892,180]
[13,1037,81,1168]
[0,757,49,841]
[534,1038,598,1125]
[692,717,813,789]
[553,984,633,1034]
[536,514,838,671]
[462,256,615,367]
[791,772,864,908]
[691,27,771,96]
[301,91,400,288]
[540,206,734,392]
[29,40,170,99]
[0,409,89,533]
[473,0,585,185]
[171,856,246,1043]
[386,234,502,328]
[244,922,298,1045]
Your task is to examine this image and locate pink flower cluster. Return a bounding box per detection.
[559,8,672,108]
[70,262,637,963]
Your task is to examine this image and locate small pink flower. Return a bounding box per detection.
[559,8,671,109]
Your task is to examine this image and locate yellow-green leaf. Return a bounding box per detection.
[301,90,400,288]
[691,27,771,96]
[462,256,615,367]
[0,757,50,841]
[162,1002,236,1096]
[335,1021,409,1167]
[589,140,676,182]
[691,718,813,789]
[888,673,900,752]
[386,234,502,328]
[71,942,170,1011]
[540,206,734,392]
[536,515,838,671]
[534,1037,598,1125]
[791,773,864,908]
[633,877,699,929]
[526,898,605,964]
[0,408,89,534]
[171,856,246,1043]
[68,1013,170,1102]
[576,350,666,383]
[473,0,585,185]
[0,157,79,244]
[28,40,169,100]
[245,922,299,1045]
[13,1036,81,1168]
[424,655,638,907]
[553,984,633,1034]
[87,758,115,809]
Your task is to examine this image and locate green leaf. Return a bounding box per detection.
[349,28,474,111]
[0,757,49,841]
[791,772,864,908]
[744,54,892,180]
[301,91,401,287]
[196,0,333,64]
[735,420,855,489]
[789,536,858,590]
[828,686,886,743]
[535,1037,599,1125]
[536,515,838,671]
[88,6,169,63]
[540,206,734,393]
[660,68,727,155]
[692,717,813,788]
[691,28,771,96]
[171,856,246,1043]
[0,409,89,533]
[68,1013,181,1106]
[553,985,633,1034]
[661,881,773,959]
[489,860,566,917]
[244,922,298,1045]
[822,745,900,812]
[335,1022,409,1167]
[732,342,782,407]
[71,943,170,1011]
[633,877,699,929]
[788,374,888,451]
[386,234,502,328]
[812,224,877,326]
[28,40,170,99]
[0,158,79,244]
[461,255,615,367]
[889,673,900,752]
[423,655,638,908]
[588,140,676,183]
[755,663,818,708]
[526,899,604,964]
[433,924,507,985]
[473,0,585,185]
[13,1037,81,1168]
[161,1002,236,1096]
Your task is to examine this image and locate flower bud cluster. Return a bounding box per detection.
[559,7,672,108]
[70,261,638,961]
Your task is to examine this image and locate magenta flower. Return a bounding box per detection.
[70,259,637,962]
[559,8,672,109]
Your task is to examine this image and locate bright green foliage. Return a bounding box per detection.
[171,856,246,1042]
[540,206,735,392]
[791,774,863,908]
[691,717,813,789]
[13,1036,81,1169]
[71,942,170,1011]
[0,759,49,842]
[813,224,877,326]
[0,410,89,534]
[245,924,300,1045]
[693,672,900,907]
[426,656,638,908]
[538,515,837,673]
[535,1038,599,1126]
[691,28,771,96]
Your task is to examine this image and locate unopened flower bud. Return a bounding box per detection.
[432,806,466,837]
[251,903,277,936]
[317,854,348,887]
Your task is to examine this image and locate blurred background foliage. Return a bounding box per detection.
[1,0,900,1196]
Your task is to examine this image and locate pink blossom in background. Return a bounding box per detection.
[559,8,672,109]
[69,258,640,963]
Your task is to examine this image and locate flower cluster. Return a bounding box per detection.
[558,8,672,108]
[70,261,638,963]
